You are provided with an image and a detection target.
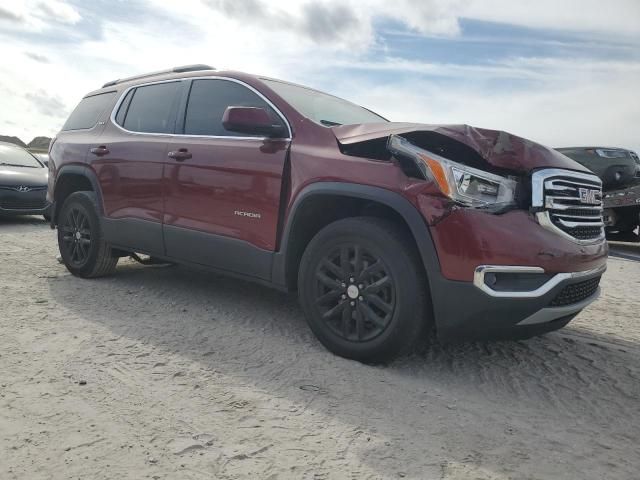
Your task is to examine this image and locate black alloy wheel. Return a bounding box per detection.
[57,191,118,278]
[314,244,396,342]
[298,216,429,363]
[60,206,92,267]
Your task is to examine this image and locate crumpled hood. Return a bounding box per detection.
[332,122,589,174]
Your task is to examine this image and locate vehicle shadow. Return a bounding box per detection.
[47,261,640,479]
[0,215,48,226]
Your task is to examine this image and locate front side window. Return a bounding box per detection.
[262,79,387,127]
[0,144,43,168]
[62,92,116,131]
[183,79,282,137]
[121,82,180,134]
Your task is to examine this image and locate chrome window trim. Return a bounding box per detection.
[109,76,292,141]
[473,264,606,298]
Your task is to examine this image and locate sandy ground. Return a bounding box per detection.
[1,217,639,480]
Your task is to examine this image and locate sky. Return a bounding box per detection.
[0,0,639,152]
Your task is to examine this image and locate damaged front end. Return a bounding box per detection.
[334,123,593,220]
[387,134,519,213]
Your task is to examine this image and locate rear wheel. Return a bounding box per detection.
[57,191,118,278]
[298,217,429,363]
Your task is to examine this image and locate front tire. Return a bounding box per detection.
[57,191,118,278]
[298,217,429,363]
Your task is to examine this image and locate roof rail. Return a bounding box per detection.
[101,64,215,88]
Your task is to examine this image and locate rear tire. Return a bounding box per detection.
[298,217,429,363]
[57,191,118,278]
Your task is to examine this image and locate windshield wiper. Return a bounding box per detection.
[0,163,37,168]
[320,119,342,127]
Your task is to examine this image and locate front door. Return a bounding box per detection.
[163,78,290,279]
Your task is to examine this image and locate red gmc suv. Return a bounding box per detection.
[48,64,608,362]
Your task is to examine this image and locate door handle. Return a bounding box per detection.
[168,149,192,161]
[90,146,110,156]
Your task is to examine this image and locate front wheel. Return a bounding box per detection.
[298,217,430,363]
[57,191,118,278]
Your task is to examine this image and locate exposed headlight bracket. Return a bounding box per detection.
[387,134,518,210]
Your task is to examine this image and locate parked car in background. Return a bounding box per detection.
[48,65,607,362]
[32,152,49,167]
[0,141,50,220]
[557,147,640,237]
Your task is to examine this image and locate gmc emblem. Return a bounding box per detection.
[578,188,598,204]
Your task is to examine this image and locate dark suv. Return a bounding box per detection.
[48,65,608,362]
[556,147,640,236]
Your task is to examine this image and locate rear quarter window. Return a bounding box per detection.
[62,92,116,131]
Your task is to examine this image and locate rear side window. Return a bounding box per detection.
[121,82,180,134]
[183,79,281,137]
[62,92,116,131]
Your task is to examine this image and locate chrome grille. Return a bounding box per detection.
[532,169,604,244]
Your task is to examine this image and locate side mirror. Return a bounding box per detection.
[222,106,286,138]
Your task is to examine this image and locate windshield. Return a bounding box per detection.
[262,79,387,127]
[0,144,43,168]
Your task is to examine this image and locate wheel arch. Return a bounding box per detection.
[272,182,442,295]
[53,165,103,224]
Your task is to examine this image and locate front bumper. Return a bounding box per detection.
[0,188,50,216]
[431,264,605,342]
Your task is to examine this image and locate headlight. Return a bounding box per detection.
[388,134,517,208]
[595,148,627,159]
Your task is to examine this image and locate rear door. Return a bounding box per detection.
[93,80,182,255]
[162,78,290,279]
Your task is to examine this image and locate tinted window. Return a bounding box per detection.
[262,79,386,127]
[62,92,116,131]
[0,144,43,168]
[184,79,281,136]
[123,82,180,133]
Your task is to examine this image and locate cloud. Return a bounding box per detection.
[0,0,81,31]
[0,5,24,22]
[204,0,369,47]
[300,3,360,43]
[24,51,50,63]
[24,90,68,117]
[213,0,266,19]
[463,0,640,37]
[38,0,82,25]
[200,0,465,50]
[0,0,638,154]
[343,57,640,152]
